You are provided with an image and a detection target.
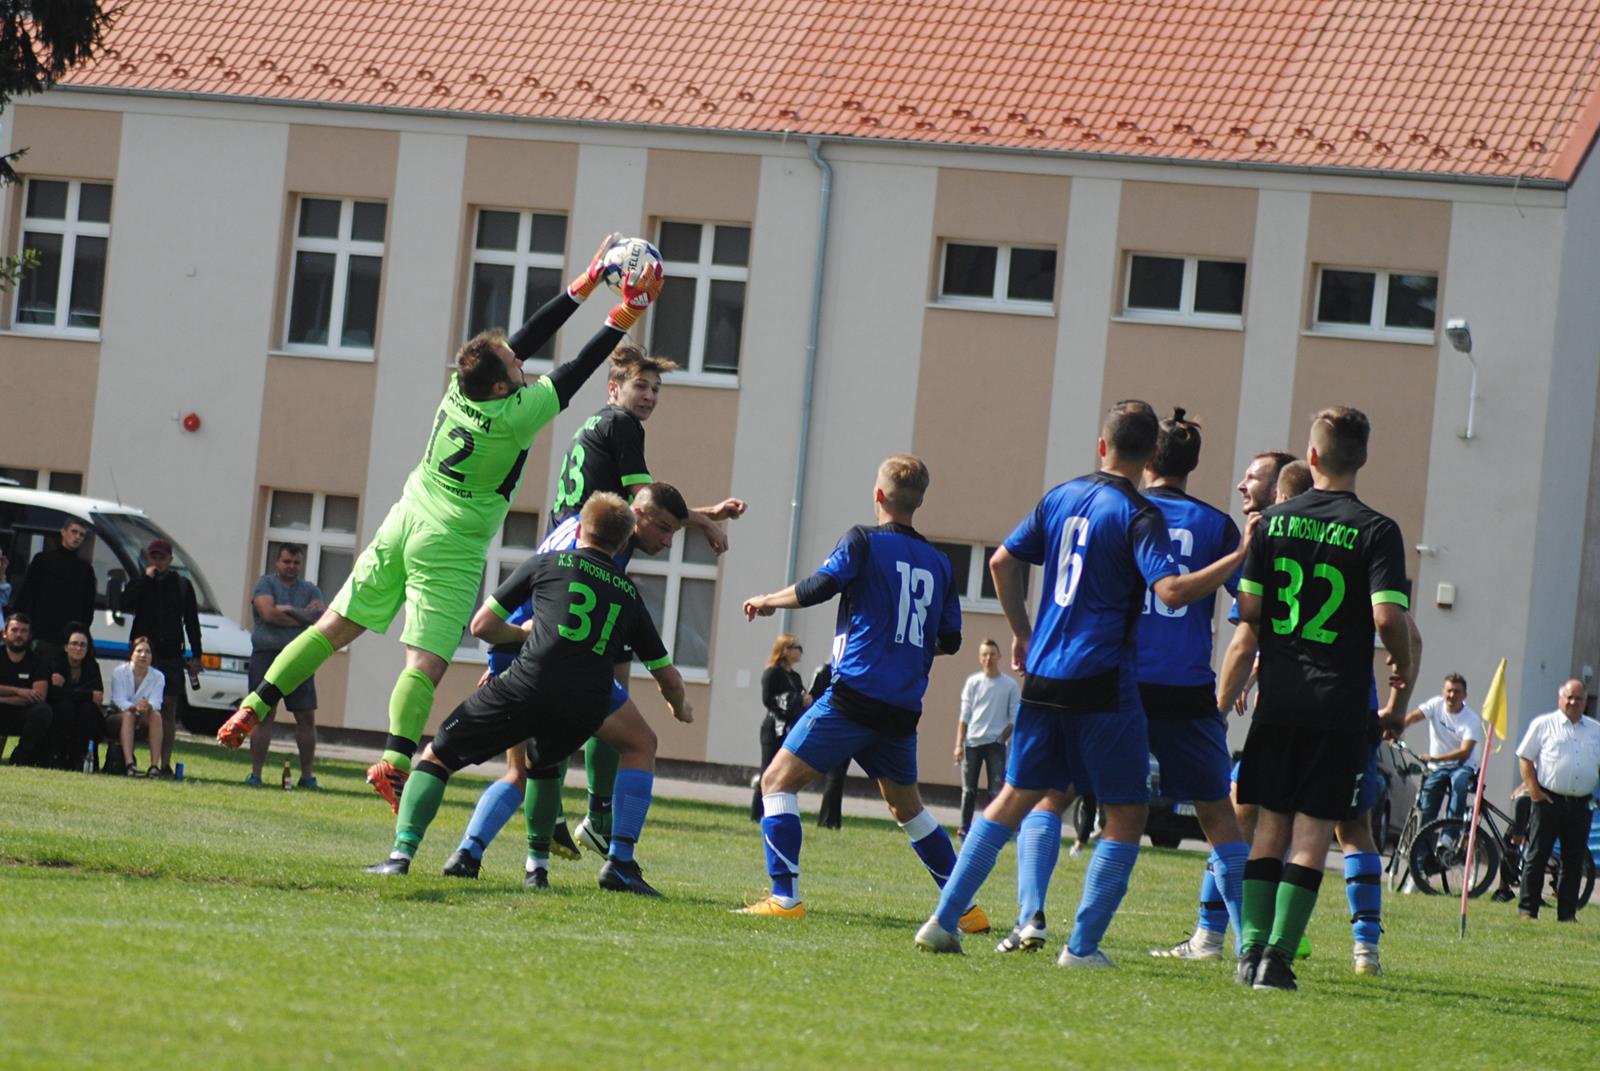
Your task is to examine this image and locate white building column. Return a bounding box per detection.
[343,131,468,731]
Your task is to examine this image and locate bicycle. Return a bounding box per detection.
[1382,740,1428,893]
[1408,795,1596,907]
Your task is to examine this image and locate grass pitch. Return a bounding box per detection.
[3,742,1598,1070]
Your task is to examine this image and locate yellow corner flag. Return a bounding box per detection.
[1481,657,1509,751]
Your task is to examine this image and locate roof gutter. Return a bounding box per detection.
[778,136,832,634]
[50,84,1572,191]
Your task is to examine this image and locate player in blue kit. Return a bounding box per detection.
[916,401,1249,963]
[737,455,985,929]
[437,482,691,887]
[991,410,1253,958]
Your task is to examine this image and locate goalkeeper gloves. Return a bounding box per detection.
[567,231,626,302]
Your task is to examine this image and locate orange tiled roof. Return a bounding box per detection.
[56,0,1600,184]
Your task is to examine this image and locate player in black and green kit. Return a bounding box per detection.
[1217,406,1417,992]
[217,233,666,812]
[533,347,745,856]
[365,492,690,897]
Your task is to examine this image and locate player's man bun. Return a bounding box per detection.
[456,330,513,400]
[1310,406,1370,476]
[580,492,636,555]
[878,454,930,514]
[1151,407,1202,478]
[1102,399,1160,462]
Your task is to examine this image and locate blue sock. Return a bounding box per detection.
[607,767,653,864]
[934,815,1012,932]
[900,809,957,887]
[760,793,802,901]
[1212,840,1249,952]
[1016,809,1062,924]
[1196,861,1229,934]
[456,779,523,861]
[1067,838,1140,957]
[1345,850,1383,945]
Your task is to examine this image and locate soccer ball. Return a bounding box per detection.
[599,237,662,296]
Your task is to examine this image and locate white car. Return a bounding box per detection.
[0,487,251,731]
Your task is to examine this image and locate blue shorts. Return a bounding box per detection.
[1147,713,1231,802]
[782,695,918,785]
[1349,738,1381,815]
[1006,702,1150,805]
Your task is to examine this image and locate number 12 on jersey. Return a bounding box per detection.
[894,561,934,647]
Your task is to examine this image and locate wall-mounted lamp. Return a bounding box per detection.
[1444,318,1477,440]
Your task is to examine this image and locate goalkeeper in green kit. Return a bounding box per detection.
[217,234,664,811]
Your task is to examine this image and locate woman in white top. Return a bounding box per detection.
[109,636,165,777]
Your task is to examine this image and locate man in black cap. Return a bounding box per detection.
[121,538,202,776]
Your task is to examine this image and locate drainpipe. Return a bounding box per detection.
[779,137,832,633]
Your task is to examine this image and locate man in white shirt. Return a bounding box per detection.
[1399,673,1480,821]
[953,639,1021,836]
[1515,679,1600,921]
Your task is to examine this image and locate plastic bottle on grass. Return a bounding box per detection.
[282,759,293,791]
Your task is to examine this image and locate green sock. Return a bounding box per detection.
[524,767,565,855]
[244,629,334,716]
[1241,861,1281,951]
[382,668,435,772]
[585,737,620,837]
[1268,865,1323,959]
[393,769,448,856]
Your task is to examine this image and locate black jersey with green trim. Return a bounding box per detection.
[1239,488,1408,732]
[550,405,651,528]
[489,547,668,717]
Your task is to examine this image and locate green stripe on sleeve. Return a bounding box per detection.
[620,472,654,488]
[1371,590,1410,609]
[487,596,512,621]
[1236,578,1265,596]
[643,655,673,671]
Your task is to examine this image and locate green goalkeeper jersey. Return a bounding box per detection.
[401,376,560,543]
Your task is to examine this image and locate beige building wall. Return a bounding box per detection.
[0,106,121,474]
[9,88,1597,790]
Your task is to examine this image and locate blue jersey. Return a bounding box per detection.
[1135,486,1240,689]
[801,523,961,733]
[1003,472,1178,712]
[488,515,635,676]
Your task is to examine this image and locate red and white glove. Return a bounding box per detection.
[606,258,665,332]
[567,231,626,302]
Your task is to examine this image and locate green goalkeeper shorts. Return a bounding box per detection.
[329,500,486,661]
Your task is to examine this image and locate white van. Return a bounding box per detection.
[0,487,252,731]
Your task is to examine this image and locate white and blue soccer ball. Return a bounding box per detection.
[599,237,663,296]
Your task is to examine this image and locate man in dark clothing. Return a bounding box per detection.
[0,612,55,766]
[14,518,97,653]
[122,538,202,776]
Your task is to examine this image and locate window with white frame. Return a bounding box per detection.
[284,197,387,356]
[455,508,542,658]
[1123,253,1246,324]
[262,490,360,597]
[630,533,718,676]
[0,467,83,494]
[1313,267,1438,337]
[932,540,1004,609]
[465,209,568,367]
[937,240,1056,311]
[650,220,749,377]
[13,178,111,335]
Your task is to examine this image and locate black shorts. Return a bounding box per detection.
[1236,721,1369,820]
[249,650,318,712]
[428,675,600,774]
